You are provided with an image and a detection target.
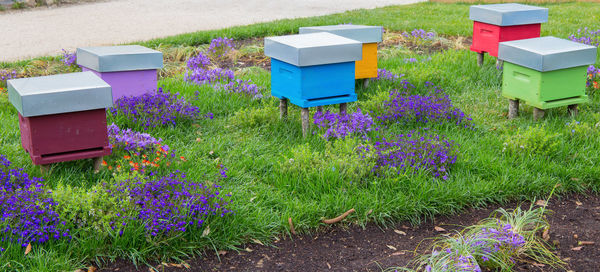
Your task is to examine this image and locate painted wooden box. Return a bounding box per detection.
[499,37,597,109]
[264,32,362,107]
[77,45,163,102]
[470,3,548,57]
[299,25,382,79]
[7,72,113,165]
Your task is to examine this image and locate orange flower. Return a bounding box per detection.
[594,81,599,89]
[180,156,186,161]
[123,155,131,159]
[101,160,107,166]
[142,154,147,158]
[108,166,113,170]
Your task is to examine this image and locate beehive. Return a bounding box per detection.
[299,25,382,79]
[499,37,597,109]
[265,32,362,107]
[77,45,163,102]
[7,72,113,165]
[470,3,548,57]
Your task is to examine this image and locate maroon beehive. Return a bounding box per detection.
[7,72,113,165]
[469,3,548,58]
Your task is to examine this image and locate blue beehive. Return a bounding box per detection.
[264,32,362,107]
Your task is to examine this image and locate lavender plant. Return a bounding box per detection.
[106,170,232,237]
[313,108,374,140]
[207,37,235,60]
[587,65,599,92]
[107,123,168,152]
[359,132,457,179]
[60,49,77,66]
[376,68,403,82]
[403,29,436,41]
[109,88,209,129]
[569,27,600,46]
[0,155,70,251]
[378,82,471,128]
[0,69,17,88]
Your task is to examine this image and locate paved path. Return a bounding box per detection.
[0,0,423,62]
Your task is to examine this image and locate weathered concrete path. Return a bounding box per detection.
[0,0,424,61]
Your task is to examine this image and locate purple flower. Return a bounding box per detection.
[107,123,168,152]
[0,155,70,248]
[109,88,209,129]
[187,52,211,70]
[403,29,436,41]
[376,68,403,81]
[208,37,234,59]
[313,108,374,140]
[61,49,77,66]
[359,132,457,179]
[107,170,232,236]
[377,82,472,128]
[569,27,600,46]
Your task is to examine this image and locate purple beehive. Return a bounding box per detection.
[77,45,163,102]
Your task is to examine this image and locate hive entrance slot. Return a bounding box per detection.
[41,147,105,158]
[544,96,581,103]
[306,94,352,102]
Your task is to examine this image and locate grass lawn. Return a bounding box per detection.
[1,1,600,271]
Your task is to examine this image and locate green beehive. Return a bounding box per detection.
[498,37,596,117]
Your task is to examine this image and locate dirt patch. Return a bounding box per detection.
[381,30,471,54]
[99,193,600,271]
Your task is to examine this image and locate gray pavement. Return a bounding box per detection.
[0,0,424,62]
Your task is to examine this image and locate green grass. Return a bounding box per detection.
[1,1,600,271]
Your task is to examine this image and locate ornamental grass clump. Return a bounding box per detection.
[0,155,70,251]
[313,108,374,140]
[569,27,600,46]
[411,206,563,272]
[109,88,209,129]
[359,132,457,179]
[107,170,232,237]
[378,82,471,128]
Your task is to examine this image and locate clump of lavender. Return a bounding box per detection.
[0,155,70,250]
[61,49,77,66]
[0,69,18,88]
[313,108,374,140]
[184,53,263,99]
[186,52,211,70]
[208,37,235,59]
[378,82,471,128]
[359,132,457,179]
[107,170,232,237]
[376,68,403,82]
[587,65,599,92]
[402,29,436,41]
[569,27,600,46]
[109,88,209,129]
[471,223,526,262]
[107,123,168,152]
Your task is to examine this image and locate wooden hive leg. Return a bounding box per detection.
[279,98,288,119]
[477,52,484,67]
[533,107,545,121]
[39,164,51,174]
[568,104,578,117]
[93,156,104,173]
[508,99,519,119]
[363,78,370,89]
[339,103,348,115]
[301,107,310,138]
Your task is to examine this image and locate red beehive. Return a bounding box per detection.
[469,3,548,58]
[7,72,113,165]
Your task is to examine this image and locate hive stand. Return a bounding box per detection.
[469,3,548,66]
[499,37,597,120]
[77,45,163,102]
[265,32,362,137]
[7,72,113,170]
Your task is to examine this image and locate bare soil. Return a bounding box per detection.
[99,193,600,271]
